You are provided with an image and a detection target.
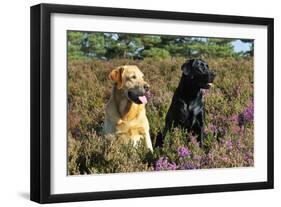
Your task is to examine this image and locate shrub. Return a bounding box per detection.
[142,48,171,59]
[67,57,254,174]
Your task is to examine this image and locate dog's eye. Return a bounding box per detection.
[131,75,137,79]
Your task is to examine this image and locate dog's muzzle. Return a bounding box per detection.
[128,84,150,104]
[203,72,216,89]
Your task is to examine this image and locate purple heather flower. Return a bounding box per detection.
[190,135,200,147]
[238,101,254,127]
[168,162,177,170]
[243,103,254,122]
[183,162,197,170]
[208,152,214,160]
[155,157,177,171]
[225,140,233,150]
[178,161,197,170]
[231,125,241,135]
[222,156,229,162]
[244,154,249,161]
[208,124,217,133]
[238,113,245,127]
[230,115,238,122]
[177,147,191,158]
[237,140,242,150]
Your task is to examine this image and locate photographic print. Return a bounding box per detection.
[67,31,254,175]
[31,4,273,203]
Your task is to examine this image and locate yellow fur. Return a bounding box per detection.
[103,65,153,151]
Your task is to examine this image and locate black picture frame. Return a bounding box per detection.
[30,3,274,204]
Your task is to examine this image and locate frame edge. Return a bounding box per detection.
[267,18,274,189]
[30,4,41,203]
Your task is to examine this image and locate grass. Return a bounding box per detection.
[67,57,254,175]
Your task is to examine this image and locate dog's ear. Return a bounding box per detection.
[181,59,194,76]
[109,66,124,89]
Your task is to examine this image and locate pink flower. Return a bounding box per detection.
[155,157,177,171]
[225,140,233,150]
[177,147,191,158]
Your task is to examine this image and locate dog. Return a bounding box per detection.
[156,59,215,147]
[103,65,153,151]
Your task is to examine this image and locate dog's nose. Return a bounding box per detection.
[144,84,150,92]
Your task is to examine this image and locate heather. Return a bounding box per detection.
[67,57,254,175]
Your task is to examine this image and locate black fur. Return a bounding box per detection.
[156,59,215,147]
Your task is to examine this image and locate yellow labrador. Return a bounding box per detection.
[103,65,153,151]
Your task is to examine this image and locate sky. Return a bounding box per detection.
[232,40,252,53]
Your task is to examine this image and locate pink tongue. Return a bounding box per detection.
[138,96,147,104]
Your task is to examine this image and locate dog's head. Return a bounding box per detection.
[181,59,215,89]
[109,65,150,104]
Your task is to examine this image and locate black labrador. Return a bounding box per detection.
[156,59,215,147]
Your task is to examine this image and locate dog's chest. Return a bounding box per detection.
[188,100,203,115]
[177,97,202,115]
[178,98,203,128]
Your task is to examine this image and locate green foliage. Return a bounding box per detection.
[67,32,253,60]
[83,33,106,57]
[67,32,85,59]
[68,31,84,44]
[187,39,235,58]
[142,35,162,48]
[142,48,171,59]
[104,34,143,59]
[67,57,254,174]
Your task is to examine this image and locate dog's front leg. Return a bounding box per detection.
[144,129,153,152]
[197,111,205,147]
